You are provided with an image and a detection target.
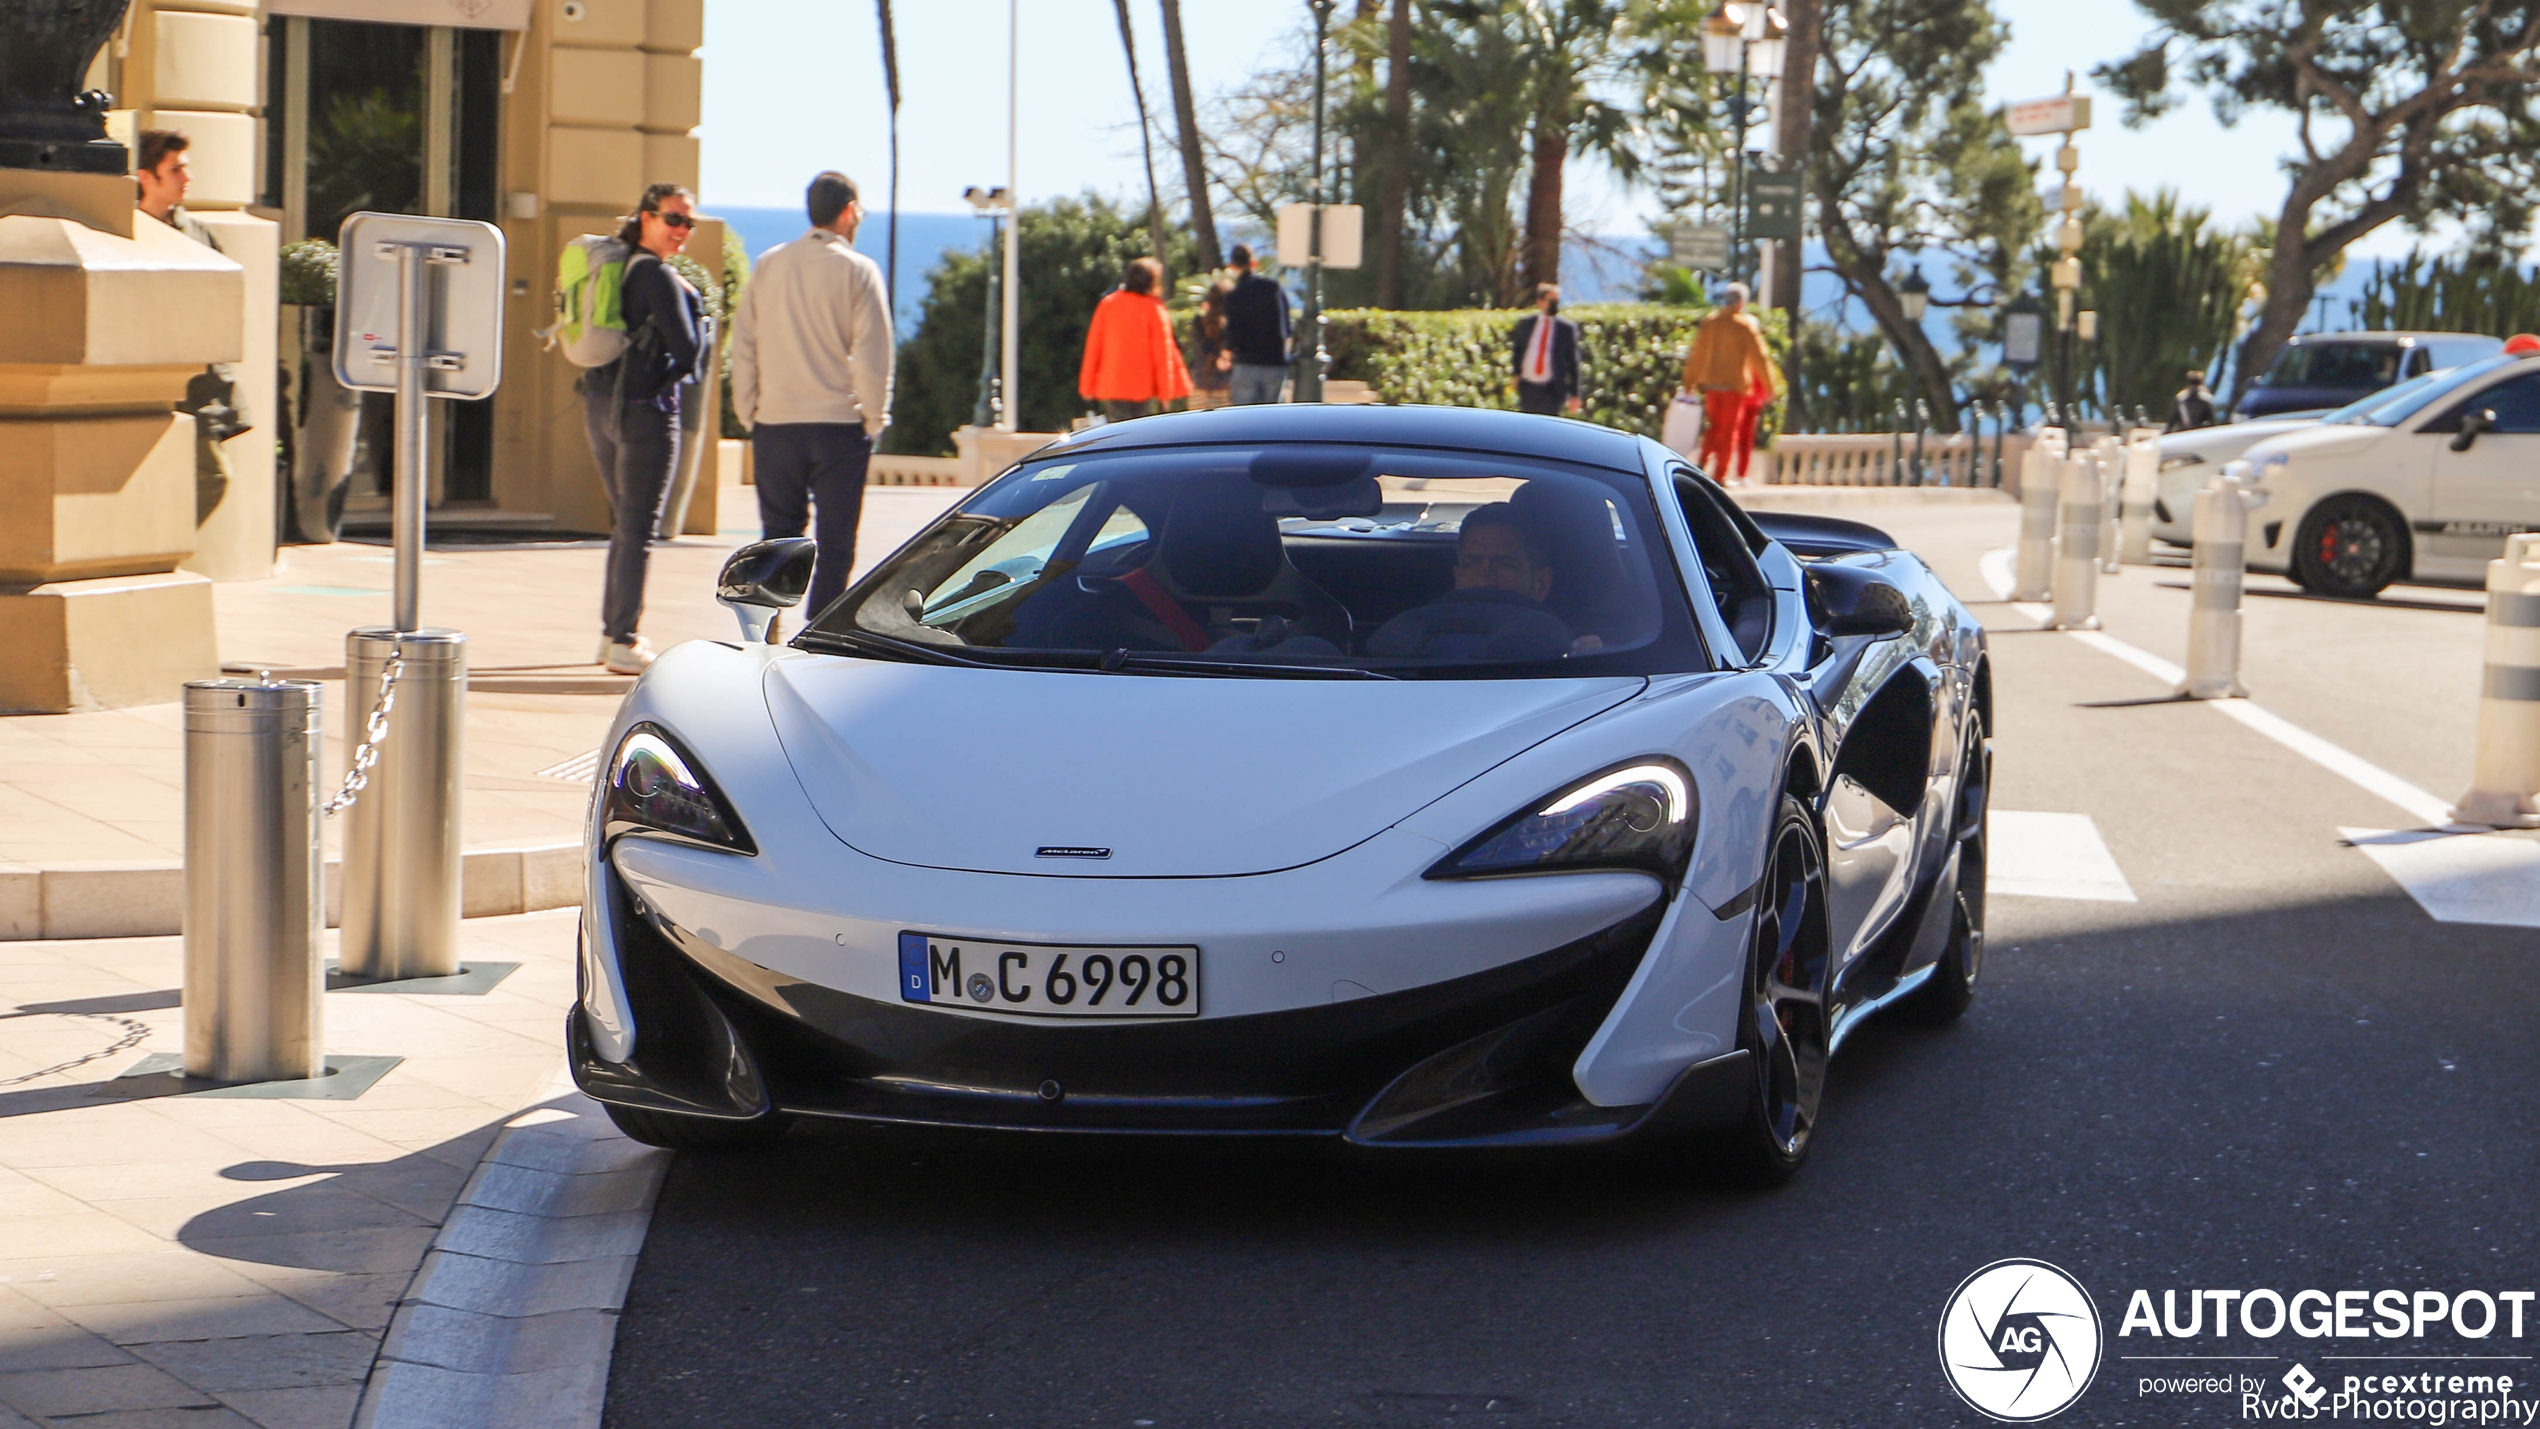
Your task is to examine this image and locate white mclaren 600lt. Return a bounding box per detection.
[571,405,1991,1185]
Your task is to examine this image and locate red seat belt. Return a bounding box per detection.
[1116,567,1212,652]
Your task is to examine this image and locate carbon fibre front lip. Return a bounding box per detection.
[573,887,1669,1138]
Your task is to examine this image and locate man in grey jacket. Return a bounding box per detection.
[729,170,896,617]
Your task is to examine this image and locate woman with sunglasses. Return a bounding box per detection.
[583,181,707,674]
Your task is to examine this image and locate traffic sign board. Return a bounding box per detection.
[333,213,506,400]
[2006,93,2093,136]
[1670,222,1731,271]
[1747,171,1803,240]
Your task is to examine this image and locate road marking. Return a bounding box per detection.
[1979,547,2456,828]
[2342,828,2540,929]
[537,749,602,783]
[1990,811,2137,902]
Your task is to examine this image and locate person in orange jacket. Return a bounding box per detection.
[1079,257,1193,422]
[1682,282,1775,483]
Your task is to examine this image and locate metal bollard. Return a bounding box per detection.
[2094,437,2125,574]
[2012,427,2065,601]
[2452,533,2540,827]
[339,627,468,980]
[2052,446,2105,629]
[2178,461,2263,699]
[183,676,324,1084]
[2116,427,2159,565]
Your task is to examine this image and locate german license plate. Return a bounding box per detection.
[896,933,1200,1018]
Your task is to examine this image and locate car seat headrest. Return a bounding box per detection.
[1161,478,1282,598]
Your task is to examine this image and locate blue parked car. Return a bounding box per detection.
[2236,331,2503,420]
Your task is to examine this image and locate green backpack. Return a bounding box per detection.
[551,233,633,367]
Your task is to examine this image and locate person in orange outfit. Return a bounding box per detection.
[1682,282,1776,484]
[1079,257,1193,423]
[1733,354,1784,484]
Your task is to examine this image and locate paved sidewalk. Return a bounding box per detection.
[0,483,964,939]
[0,910,579,1429]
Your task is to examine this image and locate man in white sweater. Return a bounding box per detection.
[729,170,896,617]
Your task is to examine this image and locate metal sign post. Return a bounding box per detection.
[331,213,504,982]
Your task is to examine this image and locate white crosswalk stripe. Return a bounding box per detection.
[2343,827,2540,929]
[1989,811,2137,902]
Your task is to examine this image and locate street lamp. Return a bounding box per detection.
[963,185,1012,430]
[1295,0,1337,403]
[1703,2,1786,285]
[1897,266,1931,324]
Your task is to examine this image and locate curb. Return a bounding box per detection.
[0,842,584,941]
[356,1068,670,1429]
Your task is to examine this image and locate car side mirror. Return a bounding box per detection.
[2452,408,2496,452]
[1806,563,1915,639]
[716,537,818,642]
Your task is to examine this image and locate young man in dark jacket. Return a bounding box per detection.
[1220,244,1291,404]
[1511,283,1581,416]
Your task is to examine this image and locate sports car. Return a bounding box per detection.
[569,405,1991,1184]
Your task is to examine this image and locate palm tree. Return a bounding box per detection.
[1158,0,1221,272]
[1438,0,1642,294]
[1373,0,1413,306]
[875,0,901,298]
[1110,0,1170,269]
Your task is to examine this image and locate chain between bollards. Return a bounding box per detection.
[322,650,402,817]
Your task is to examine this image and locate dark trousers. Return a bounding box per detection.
[1516,382,1567,416]
[754,422,874,619]
[582,385,682,642]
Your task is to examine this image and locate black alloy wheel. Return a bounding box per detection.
[1905,720,1988,1025]
[603,1102,790,1152]
[2290,495,2407,599]
[1711,794,1833,1187]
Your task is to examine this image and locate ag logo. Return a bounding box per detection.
[1938,1259,2103,1421]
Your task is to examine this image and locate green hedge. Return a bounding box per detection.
[1318,303,1791,444]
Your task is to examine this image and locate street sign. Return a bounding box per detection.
[2003,308,2045,371]
[333,212,506,400]
[2006,92,2092,137]
[1670,222,1731,271]
[1747,171,1803,240]
[1275,203,1364,270]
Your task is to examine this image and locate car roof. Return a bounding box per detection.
[2285,331,2502,346]
[1038,403,1652,474]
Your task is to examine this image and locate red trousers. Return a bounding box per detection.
[1696,388,1755,481]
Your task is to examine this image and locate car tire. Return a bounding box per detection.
[602,1102,789,1152]
[2290,495,2407,599]
[1707,793,1833,1188]
[1903,724,1988,1026]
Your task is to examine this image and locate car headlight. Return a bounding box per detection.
[601,723,755,854]
[1428,760,1696,883]
[2157,453,2205,472]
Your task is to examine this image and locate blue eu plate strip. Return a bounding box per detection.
[897,932,930,1003]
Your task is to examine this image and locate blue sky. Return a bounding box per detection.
[697,0,2387,254]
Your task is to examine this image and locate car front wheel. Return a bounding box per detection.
[1708,794,1833,1188]
[2291,495,2406,598]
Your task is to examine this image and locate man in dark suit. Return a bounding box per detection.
[1511,283,1581,416]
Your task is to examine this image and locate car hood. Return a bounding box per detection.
[2245,424,2387,464]
[762,656,1648,877]
[2160,417,2315,464]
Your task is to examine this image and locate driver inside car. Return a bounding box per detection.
[1366,503,1583,662]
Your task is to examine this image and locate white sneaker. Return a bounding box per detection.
[602,637,655,675]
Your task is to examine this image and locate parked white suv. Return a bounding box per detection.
[2221,353,2540,597]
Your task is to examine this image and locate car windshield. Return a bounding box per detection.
[806,442,1708,678]
[2261,341,2405,389]
[2326,369,2445,425]
[2332,355,2517,427]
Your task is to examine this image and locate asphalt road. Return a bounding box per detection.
[604,500,2540,1427]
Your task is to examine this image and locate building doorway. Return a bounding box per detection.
[266,18,502,516]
